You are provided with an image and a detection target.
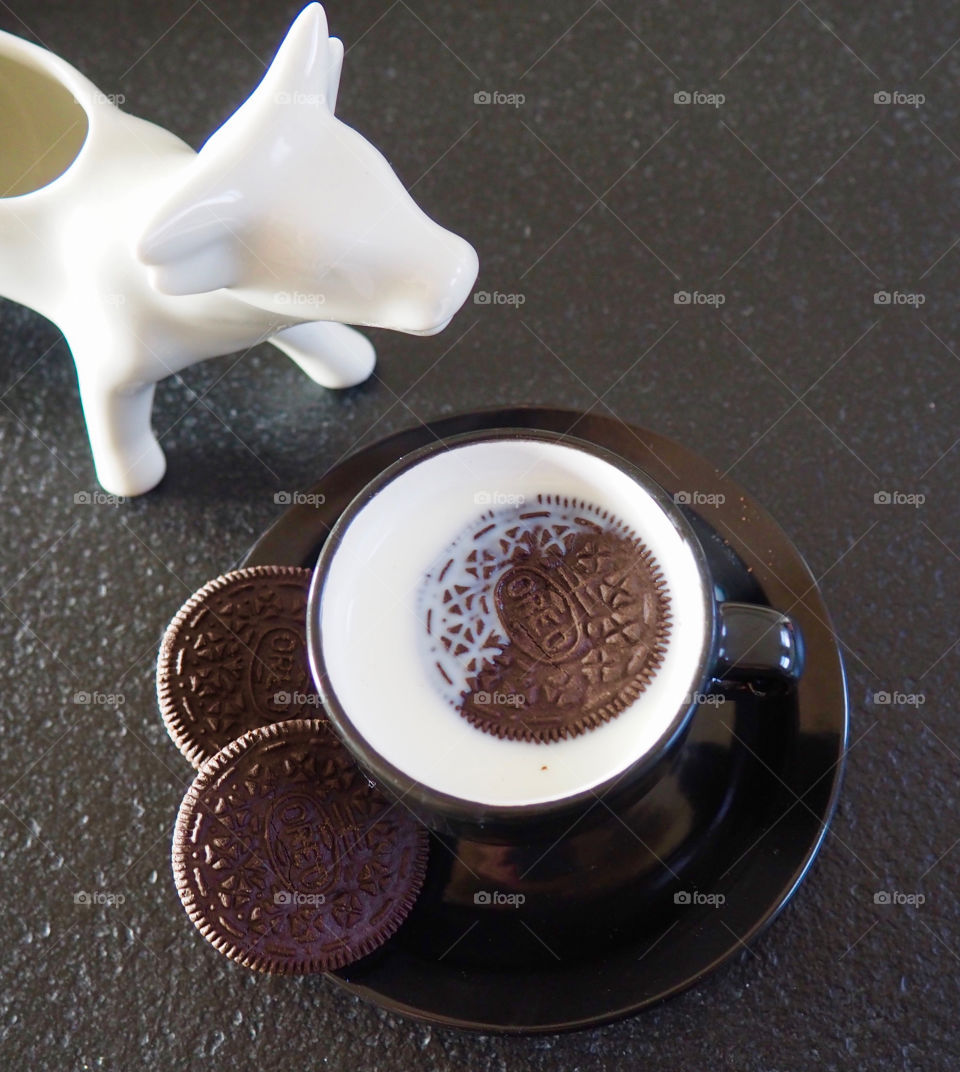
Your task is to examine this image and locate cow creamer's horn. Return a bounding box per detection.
[137,3,342,292]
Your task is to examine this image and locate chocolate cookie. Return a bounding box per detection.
[157,566,319,767]
[420,497,671,742]
[172,719,429,975]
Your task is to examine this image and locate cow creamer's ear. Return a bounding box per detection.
[137,191,243,295]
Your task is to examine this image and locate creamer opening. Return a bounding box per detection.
[0,53,88,196]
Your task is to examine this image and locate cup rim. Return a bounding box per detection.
[305,427,717,829]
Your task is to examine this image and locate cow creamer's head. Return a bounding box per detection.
[137,3,478,335]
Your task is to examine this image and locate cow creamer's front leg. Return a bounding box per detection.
[269,322,376,389]
[76,371,166,496]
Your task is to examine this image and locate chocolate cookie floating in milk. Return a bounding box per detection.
[172,719,429,974]
[420,496,671,742]
[157,566,318,768]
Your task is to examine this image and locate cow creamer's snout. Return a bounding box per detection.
[427,232,479,332]
[384,227,478,336]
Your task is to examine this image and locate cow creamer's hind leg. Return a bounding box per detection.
[75,370,166,496]
[269,322,376,389]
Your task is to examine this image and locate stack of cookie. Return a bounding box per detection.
[157,567,429,975]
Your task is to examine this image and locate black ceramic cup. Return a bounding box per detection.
[306,429,803,841]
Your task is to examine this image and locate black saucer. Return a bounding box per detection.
[243,408,848,1033]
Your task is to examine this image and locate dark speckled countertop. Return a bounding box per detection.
[0,1,957,1068]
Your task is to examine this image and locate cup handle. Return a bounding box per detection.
[714,602,804,685]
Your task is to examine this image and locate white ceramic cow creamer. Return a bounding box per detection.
[0,3,479,495]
